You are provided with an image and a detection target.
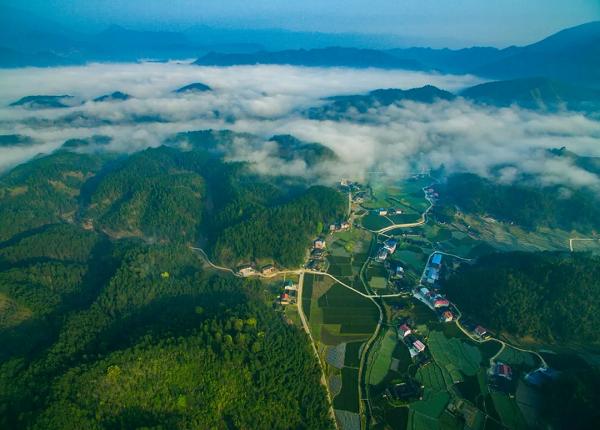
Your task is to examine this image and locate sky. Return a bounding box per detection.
[1,0,599,47]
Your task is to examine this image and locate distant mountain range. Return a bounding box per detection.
[307,77,600,120]
[1,4,598,87]
[196,22,600,86]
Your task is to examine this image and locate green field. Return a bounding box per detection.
[344,341,363,368]
[428,331,482,378]
[408,391,451,430]
[490,393,528,430]
[302,273,315,319]
[361,213,393,230]
[416,363,452,394]
[495,346,538,368]
[314,282,379,344]
[369,328,397,386]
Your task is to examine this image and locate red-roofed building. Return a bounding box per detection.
[280,293,290,305]
[413,340,426,352]
[398,324,412,338]
[494,362,513,380]
[441,310,453,322]
[433,298,449,308]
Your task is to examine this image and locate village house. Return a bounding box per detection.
[398,324,412,338]
[261,264,276,275]
[377,208,389,216]
[314,238,326,249]
[237,265,256,277]
[279,292,290,305]
[474,326,488,339]
[376,247,389,262]
[412,340,426,353]
[433,298,450,308]
[493,362,513,380]
[441,310,454,322]
[283,280,297,292]
[383,238,398,254]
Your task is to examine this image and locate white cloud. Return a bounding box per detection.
[0,62,599,190]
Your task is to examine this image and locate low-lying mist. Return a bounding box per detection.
[1,62,599,190]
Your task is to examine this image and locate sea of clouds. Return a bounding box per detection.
[1,61,599,189]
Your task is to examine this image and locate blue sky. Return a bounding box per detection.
[2,0,599,47]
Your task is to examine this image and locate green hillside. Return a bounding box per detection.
[445,251,600,343]
[437,173,600,231]
[461,77,600,111]
[307,85,455,120]
[0,235,333,429]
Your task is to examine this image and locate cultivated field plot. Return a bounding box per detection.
[427,331,482,378]
[361,212,393,230]
[308,281,379,345]
[302,273,315,319]
[491,392,528,430]
[368,328,397,386]
[407,391,451,430]
[326,342,347,369]
[416,363,452,394]
[394,249,428,273]
[327,255,353,278]
[344,341,363,368]
[333,367,360,413]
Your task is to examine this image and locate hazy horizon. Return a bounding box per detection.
[1,0,599,48]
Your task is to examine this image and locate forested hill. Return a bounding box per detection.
[307,86,455,120]
[445,252,600,344]
[0,137,340,428]
[0,231,333,429]
[0,136,346,267]
[435,173,600,231]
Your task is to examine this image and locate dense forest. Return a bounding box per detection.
[0,137,344,428]
[0,229,333,429]
[444,251,600,343]
[437,173,600,231]
[0,135,346,267]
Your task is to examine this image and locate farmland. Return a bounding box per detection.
[368,328,397,386]
[298,175,588,430]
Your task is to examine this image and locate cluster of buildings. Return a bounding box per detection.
[376,238,398,262]
[423,253,443,285]
[413,286,455,322]
[277,280,298,305]
[237,263,279,277]
[306,238,327,270]
[397,323,427,358]
[374,207,403,217]
[329,221,350,232]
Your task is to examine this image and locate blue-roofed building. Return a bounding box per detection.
[431,253,442,265]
